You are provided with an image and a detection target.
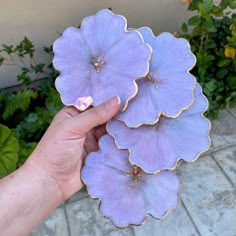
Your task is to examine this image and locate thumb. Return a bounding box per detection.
[69,96,121,135]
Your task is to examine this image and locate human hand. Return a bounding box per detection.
[26,96,120,201]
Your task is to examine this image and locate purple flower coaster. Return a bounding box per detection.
[107,84,211,174]
[117,27,196,127]
[53,9,151,111]
[82,134,180,228]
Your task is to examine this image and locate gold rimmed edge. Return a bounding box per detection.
[117,26,197,128]
[106,84,211,175]
[53,9,152,112]
[81,139,182,229]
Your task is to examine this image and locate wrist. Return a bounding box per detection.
[24,154,64,204]
[0,156,64,236]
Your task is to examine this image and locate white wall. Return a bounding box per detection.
[0,0,192,88]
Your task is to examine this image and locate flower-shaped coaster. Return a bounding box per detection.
[82,134,180,228]
[117,27,196,127]
[107,84,211,174]
[53,9,151,111]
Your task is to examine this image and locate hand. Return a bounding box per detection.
[27,96,120,200]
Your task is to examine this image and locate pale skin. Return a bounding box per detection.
[0,96,120,236]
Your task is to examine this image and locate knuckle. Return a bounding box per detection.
[92,105,107,121]
[92,106,103,120]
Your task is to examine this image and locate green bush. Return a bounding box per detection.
[0,38,62,177]
[180,0,236,118]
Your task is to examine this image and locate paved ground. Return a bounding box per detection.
[30,108,236,236]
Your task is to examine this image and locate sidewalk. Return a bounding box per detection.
[30,108,236,236]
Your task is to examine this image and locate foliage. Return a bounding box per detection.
[0,40,62,177]
[180,0,236,118]
[0,37,58,85]
[0,124,19,178]
[1,89,38,120]
[0,81,63,177]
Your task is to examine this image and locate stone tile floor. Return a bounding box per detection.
[30,108,236,236]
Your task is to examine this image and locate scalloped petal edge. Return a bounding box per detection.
[81,135,182,228]
[53,10,152,112]
[82,170,181,228]
[118,27,197,127]
[107,84,211,174]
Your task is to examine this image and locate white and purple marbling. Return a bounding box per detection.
[117,27,196,127]
[53,9,151,111]
[81,134,180,228]
[108,84,211,174]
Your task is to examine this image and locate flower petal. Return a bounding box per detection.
[107,84,211,173]
[117,27,196,127]
[82,134,180,228]
[53,10,151,111]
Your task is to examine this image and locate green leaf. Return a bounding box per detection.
[192,26,201,37]
[2,89,38,120]
[220,0,234,10]
[233,13,236,22]
[199,1,212,20]
[188,15,201,26]
[226,91,236,106]
[217,58,232,67]
[15,37,34,58]
[228,42,236,48]
[203,20,217,32]
[181,34,191,41]
[0,124,11,144]
[229,1,236,9]
[45,87,63,116]
[188,1,199,11]
[31,63,45,74]
[17,73,31,85]
[215,95,224,103]
[227,76,236,89]
[212,6,224,17]
[205,80,217,92]
[198,67,207,78]
[43,46,53,55]
[2,44,14,54]
[202,0,213,13]
[16,107,52,141]
[205,40,216,48]
[21,67,30,73]
[181,23,188,33]
[0,124,19,178]
[206,54,215,61]
[216,68,228,79]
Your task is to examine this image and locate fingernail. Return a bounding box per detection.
[107,96,121,108]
